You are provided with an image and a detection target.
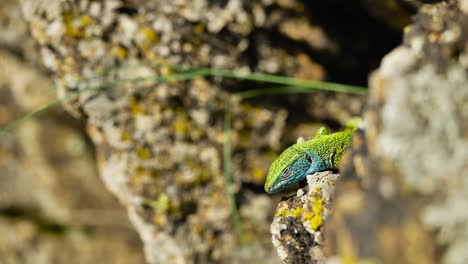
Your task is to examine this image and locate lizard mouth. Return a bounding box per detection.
[265,178,289,194]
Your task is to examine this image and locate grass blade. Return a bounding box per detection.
[223,97,244,243]
[175,66,368,95]
[0,98,62,136]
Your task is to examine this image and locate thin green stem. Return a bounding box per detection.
[236,86,313,99]
[223,97,244,243]
[0,98,63,135]
[175,66,368,95]
[0,68,211,135]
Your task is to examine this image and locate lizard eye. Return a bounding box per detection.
[305,154,312,163]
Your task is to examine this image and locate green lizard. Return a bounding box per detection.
[264,119,360,194]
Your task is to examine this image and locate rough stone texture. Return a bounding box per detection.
[326,1,468,263]
[0,46,145,264]
[0,0,43,64]
[271,171,340,264]
[0,217,143,264]
[0,1,144,263]
[19,1,298,263]
[8,0,454,262]
[15,0,372,263]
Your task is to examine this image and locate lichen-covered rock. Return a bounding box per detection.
[0,2,145,262]
[0,216,144,264]
[271,171,340,264]
[19,0,328,263]
[0,0,144,264]
[17,0,372,263]
[327,1,468,263]
[0,60,145,262]
[0,0,43,64]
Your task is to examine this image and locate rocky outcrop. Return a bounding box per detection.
[0,1,144,263]
[271,1,468,263]
[12,0,429,263]
[271,171,340,263]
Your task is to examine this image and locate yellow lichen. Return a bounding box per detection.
[120,131,131,141]
[150,169,161,178]
[136,147,152,160]
[301,212,315,221]
[148,193,170,213]
[62,12,91,38]
[173,121,188,133]
[193,173,210,186]
[275,208,290,217]
[312,198,325,215]
[275,206,304,218]
[129,96,143,115]
[153,213,167,226]
[251,166,265,183]
[291,207,304,218]
[79,15,91,27]
[160,65,173,76]
[138,27,159,49]
[312,203,323,215]
[172,112,189,135]
[294,197,326,230]
[311,196,324,204]
[134,166,147,175]
[194,23,205,34]
[111,46,128,59]
[195,225,205,234]
[309,215,323,230]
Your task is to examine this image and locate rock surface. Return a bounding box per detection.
[327,0,468,263]
[16,0,372,263]
[6,0,457,262]
[271,171,340,264]
[0,1,144,263]
[269,1,468,263]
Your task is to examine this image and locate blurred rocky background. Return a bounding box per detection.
[1,0,465,263]
[0,0,144,263]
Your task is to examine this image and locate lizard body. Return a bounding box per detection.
[264,123,358,194]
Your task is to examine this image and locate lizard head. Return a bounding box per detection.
[264,144,324,194]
